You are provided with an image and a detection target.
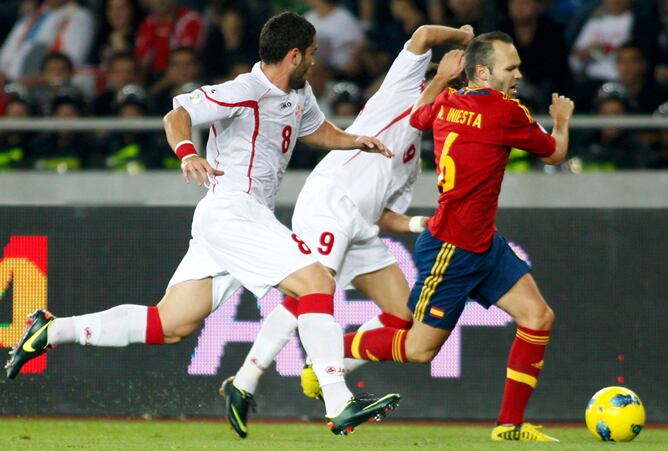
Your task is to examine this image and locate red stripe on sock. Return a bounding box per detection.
[297,293,334,316]
[145,306,164,345]
[379,312,412,329]
[281,296,299,317]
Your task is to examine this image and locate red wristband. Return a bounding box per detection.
[175,141,198,160]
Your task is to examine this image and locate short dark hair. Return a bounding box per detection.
[464,31,514,81]
[259,12,316,64]
[41,52,73,73]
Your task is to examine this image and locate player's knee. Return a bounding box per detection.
[519,303,555,330]
[295,263,336,296]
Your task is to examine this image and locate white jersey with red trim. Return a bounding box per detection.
[173,62,325,210]
[308,43,431,223]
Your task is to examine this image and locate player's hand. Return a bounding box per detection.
[459,25,475,45]
[437,49,465,82]
[354,136,394,158]
[181,155,224,187]
[549,93,575,123]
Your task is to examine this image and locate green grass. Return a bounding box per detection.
[1,419,667,450]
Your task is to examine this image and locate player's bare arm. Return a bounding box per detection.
[407,24,474,55]
[542,93,575,165]
[411,50,465,113]
[163,106,224,187]
[299,120,394,158]
[376,209,428,234]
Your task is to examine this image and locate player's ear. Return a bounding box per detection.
[476,64,490,82]
[289,48,302,67]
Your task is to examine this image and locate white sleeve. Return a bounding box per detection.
[172,80,254,127]
[376,41,432,97]
[385,167,420,214]
[0,20,24,78]
[60,9,95,66]
[297,83,326,137]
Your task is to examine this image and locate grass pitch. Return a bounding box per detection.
[1,418,667,450]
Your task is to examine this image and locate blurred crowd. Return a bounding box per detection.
[0,0,666,172]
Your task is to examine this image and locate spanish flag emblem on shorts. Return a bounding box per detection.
[429,306,445,319]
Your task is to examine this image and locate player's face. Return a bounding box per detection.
[489,42,523,98]
[289,41,317,90]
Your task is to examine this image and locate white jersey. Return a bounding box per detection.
[173,63,326,210]
[309,43,431,224]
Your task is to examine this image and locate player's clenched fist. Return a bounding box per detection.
[354,136,394,158]
[436,49,465,82]
[181,154,224,187]
[549,93,575,122]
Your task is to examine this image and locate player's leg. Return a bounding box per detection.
[344,263,413,372]
[341,230,471,365]
[475,234,558,442]
[491,274,556,441]
[4,278,214,379]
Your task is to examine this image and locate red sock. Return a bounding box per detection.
[297,293,334,315]
[281,295,299,317]
[343,327,407,362]
[379,312,412,329]
[145,306,164,345]
[497,325,550,425]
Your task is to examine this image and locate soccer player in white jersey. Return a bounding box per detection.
[5,12,400,436]
[220,24,475,438]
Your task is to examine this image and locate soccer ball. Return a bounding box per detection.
[585,386,645,441]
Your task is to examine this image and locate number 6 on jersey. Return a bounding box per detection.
[437,131,458,192]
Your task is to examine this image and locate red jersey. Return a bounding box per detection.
[135,7,206,73]
[410,87,556,252]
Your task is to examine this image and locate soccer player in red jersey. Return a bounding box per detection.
[336,31,575,441]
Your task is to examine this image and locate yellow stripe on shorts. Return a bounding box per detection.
[415,243,455,322]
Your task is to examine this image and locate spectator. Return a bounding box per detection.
[0,0,95,80]
[329,80,363,116]
[568,0,635,83]
[149,46,202,114]
[440,0,500,33]
[304,0,365,76]
[615,43,668,113]
[135,0,206,76]
[574,87,653,169]
[97,84,163,171]
[202,1,256,80]
[92,51,142,115]
[0,91,35,169]
[368,0,425,57]
[23,52,81,115]
[653,0,668,86]
[92,0,143,64]
[500,0,570,108]
[649,101,668,168]
[30,88,92,171]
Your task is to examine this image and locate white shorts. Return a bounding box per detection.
[292,175,396,288]
[168,190,317,310]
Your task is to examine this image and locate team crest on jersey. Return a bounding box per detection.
[295,105,304,121]
[189,90,203,104]
[403,144,416,164]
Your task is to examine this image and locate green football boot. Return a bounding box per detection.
[220,376,256,439]
[5,309,55,379]
[326,393,400,435]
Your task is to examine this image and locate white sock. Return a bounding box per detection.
[234,304,297,394]
[298,312,351,416]
[49,305,148,346]
[344,315,384,373]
